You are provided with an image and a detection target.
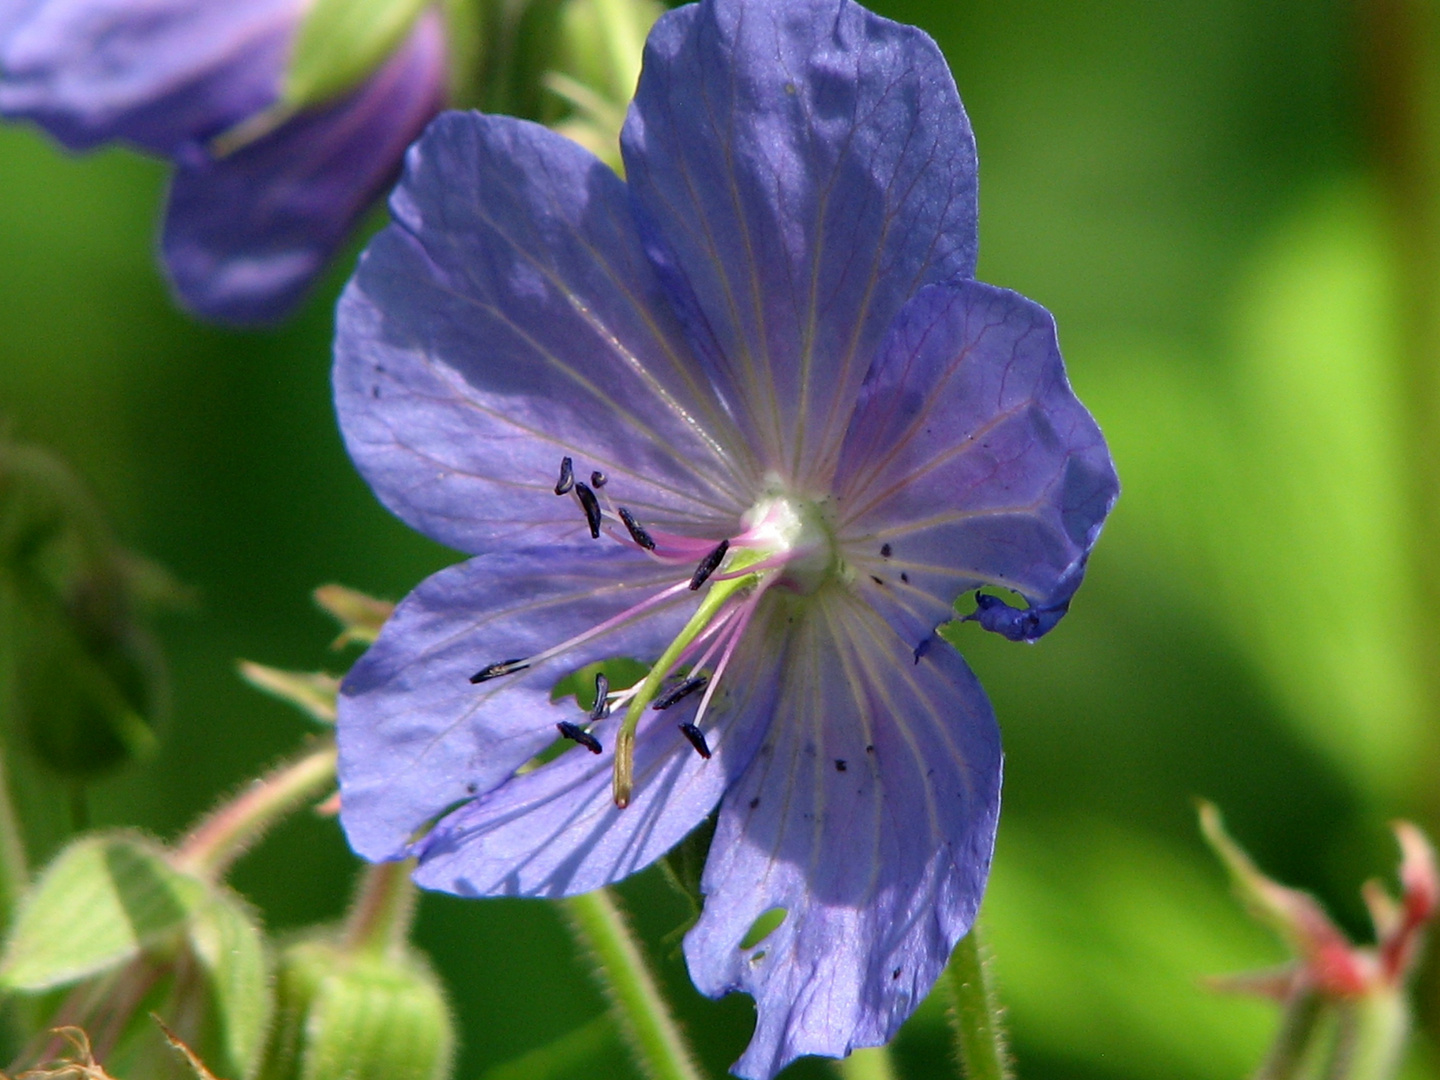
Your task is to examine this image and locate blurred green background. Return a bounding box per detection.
[2,0,1439,1077]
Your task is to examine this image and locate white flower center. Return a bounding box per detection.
[740,489,838,596]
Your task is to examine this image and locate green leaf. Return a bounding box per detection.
[1078,184,1426,799]
[282,0,432,111]
[478,1016,615,1080]
[258,939,454,1080]
[188,889,273,1079]
[0,834,207,990]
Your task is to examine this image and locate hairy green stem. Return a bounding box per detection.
[342,857,419,959]
[560,889,705,1080]
[172,742,337,880]
[944,925,1012,1080]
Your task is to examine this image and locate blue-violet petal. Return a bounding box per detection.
[622,0,978,481]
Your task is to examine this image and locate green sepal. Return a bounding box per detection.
[187,889,274,1078]
[258,937,454,1080]
[313,584,394,649]
[238,662,338,725]
[0,834,206,990]
[281,0,432,111]
[0,440,176,779]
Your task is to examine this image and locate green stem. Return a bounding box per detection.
[341,858,419,959]
[1255,991,1324,1080]
[560,889,705,1080]
[1325,991,1410,1080]
[834,1046,899,1080]
[0,579,30,928]
[944,924,1012,1080]
[172,742,337,880]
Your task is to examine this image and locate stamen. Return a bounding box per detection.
[689,539,730,590]
[653,676,707,711]
[880,543,892,557]
[556,721,602,754]
[554,456,574,495]
[470,658,530,684]
[618,507,656,551]
[685,584,765,738]
[589,672,611,721]
[590,470,607,488]
[574,482,602,538]
[679,723,712,759]
[524,580,691,671]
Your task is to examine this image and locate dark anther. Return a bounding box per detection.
[866,744,875,754]
[589,672,611,721]
[618,507,656,550]
[554,456,574,495]
[653,675,707,710]
[679,722,712,759]
[689,539,730,590]
[590,470,607,488]
[880,543,892,558]
[574,482,602,538]
[557,721,603,754]
[913,636,933,665]
[892,967,902,980]
[749,796,760,809]
[470,658,530,684]
[834,759,847,772]
[870,575,884,586]
[900,572,909,583]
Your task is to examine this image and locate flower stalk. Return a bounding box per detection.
[944,924,1013,1080]
[341,857,419,959]
[173,742,337,880]
[560,888,704,1080]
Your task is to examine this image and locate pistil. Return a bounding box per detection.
[612,547,768,807]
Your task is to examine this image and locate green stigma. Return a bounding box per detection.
[611,546,767,808]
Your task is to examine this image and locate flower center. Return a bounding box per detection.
[470,461,847,809]
[738,490,838,597]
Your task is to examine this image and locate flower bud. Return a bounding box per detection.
[0,441,181,778]
[544,0,662,169]
[258,935,454,1080]
[1200,802,1437,1080]
[0,833,271,1080]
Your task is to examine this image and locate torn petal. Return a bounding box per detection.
[684,594,1000,1079]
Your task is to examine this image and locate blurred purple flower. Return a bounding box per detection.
[332,0,1117,1074]
[0,0,447,323]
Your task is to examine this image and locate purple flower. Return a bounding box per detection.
[0,0,447,323]
[332,0,1118,1075]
